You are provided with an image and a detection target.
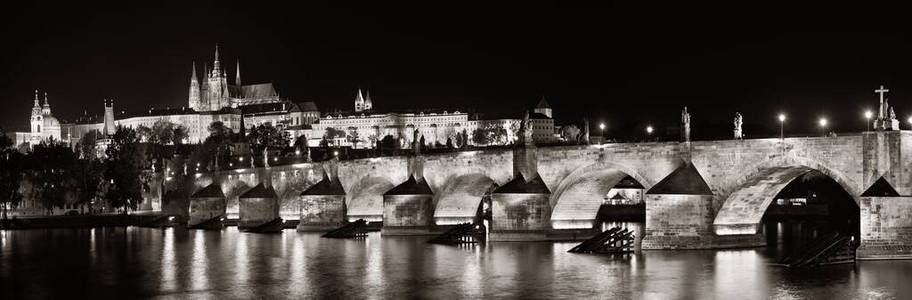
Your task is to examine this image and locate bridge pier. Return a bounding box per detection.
[238,183,281,230]
[297,172,347,231]
[188,183,227,228]
[857,131,912,259]
[381,156,436,235]
[641,163,765,249]
[857,177,912,259]
[489,174,554,241]
[382,176,435,235]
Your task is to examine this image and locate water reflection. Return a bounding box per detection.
[2,227,912,299]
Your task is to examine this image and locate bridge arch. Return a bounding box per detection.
[549,161,654,229]
[433,173,497,225]
[712,155,861,235]
[346,175,396,222]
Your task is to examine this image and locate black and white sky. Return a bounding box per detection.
[2,2,912,140]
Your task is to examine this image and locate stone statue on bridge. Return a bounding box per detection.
[874,85,900,130]
[581,118,590,145]
[412,129,421,155]
[521,111,534,146]
[681,107,691,142]
[733,112,743,140]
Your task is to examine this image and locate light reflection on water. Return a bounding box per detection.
[1,227,912,299]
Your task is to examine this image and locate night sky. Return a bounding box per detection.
[2,2,912,140]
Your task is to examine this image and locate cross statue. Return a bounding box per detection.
[875,85,890,104]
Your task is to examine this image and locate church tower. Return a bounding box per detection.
[41,92,51,115]
[30,90,43,133]
[103,99,116,137]
[364,90,373,111]
[188,61,201,111]
[207,45,229,111]
[354,88,365,112]
[534,96,552,118]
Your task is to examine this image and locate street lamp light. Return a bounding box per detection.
[864,110,873,131]
[598,123,606,144]
[778,113,786,139]
[645,125,654,142]
[819,117,828,137]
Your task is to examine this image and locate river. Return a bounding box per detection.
[1,225,910,299]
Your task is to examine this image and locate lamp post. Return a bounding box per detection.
[598,123,606,144]
[646,125,654,142]
[819,117,828,137]
[778,114,786,140]
[907,117,912,130]
[864,110,873,131]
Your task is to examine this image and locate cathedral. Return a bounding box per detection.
[188,45,281,111]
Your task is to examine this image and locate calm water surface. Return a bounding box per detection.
[2,226,911,299]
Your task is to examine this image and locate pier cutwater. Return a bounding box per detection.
[3,2,912,299]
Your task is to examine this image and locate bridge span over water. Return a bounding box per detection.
[160,131,912,259]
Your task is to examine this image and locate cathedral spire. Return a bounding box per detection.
[212,44,222,76]
[191,61,198,82]
[235,60,241,86]
[33,89,40,108]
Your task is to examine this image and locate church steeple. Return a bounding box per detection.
[354,88,365,112]
[189,61,201,111]
[364,90,373,110]
[191,61,198,82]
[212,44,222,76]
[42,92,51,115]
[33,89,40,109]
[235,60,241,86]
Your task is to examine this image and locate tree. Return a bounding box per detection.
[208,121,231,139]
[71,158,103,214]
[472,123,507,146]
[346,127,361,147]
[172,125,189,145]
[104,126,145,213]
[293,134,308,147]
[28,141,78,214]
[0,130,24,219]
[247,124,290,165]
[150,120,174,144]
[379,135,399,155]
[78,130,101,159]
[205,121,234,170]
[136,125,153,143]
[560,124,581,143]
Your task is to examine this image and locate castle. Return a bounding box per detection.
[13,46,559,151]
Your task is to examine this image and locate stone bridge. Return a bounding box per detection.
[162,131,912,259]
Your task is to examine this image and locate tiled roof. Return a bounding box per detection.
[241,83,277,99]
[384,175,433,195]
[191,183,225,198]
[535,96,550,109]
[301,173,346,195]
[240,183,278,198]
[239,101,298,115]
[493,173,552,194]
[646,163,712,195]
[861,176,900,197]
[296,101,319,112]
